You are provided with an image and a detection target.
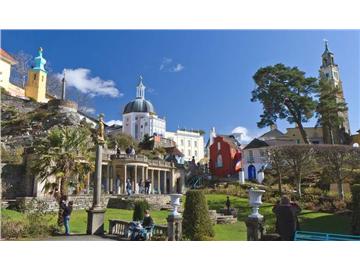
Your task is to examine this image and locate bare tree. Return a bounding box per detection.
[280,145,315,198]
[267,146,288,195]
[315,145,360,200]
[10,51,33,87]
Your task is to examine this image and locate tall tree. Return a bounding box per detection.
[31,126,95,197]
[316,78,348,144]
[251,64,318,144]
[10,51,32,88]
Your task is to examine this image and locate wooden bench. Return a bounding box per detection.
[108,219,168,240]
[294,231,360,241]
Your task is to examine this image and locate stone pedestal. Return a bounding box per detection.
[167,215,182,241]
[245,217,265,241]
[86,138,106,235]
[86,208,106,235]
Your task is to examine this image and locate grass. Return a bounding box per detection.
[1,193,352,240]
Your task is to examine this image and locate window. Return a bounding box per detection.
[248,150,254,162]
[181,139,184,146]
[195,150,198,157]
[259,149,265,157]
[296,139,301,144]
[42,75,44,82]
[194,141,197,147]
[188,150,191,156]
[217,142,221,151]
[216,154,223,168]
[188,140,191,147]
[33,74,37,80]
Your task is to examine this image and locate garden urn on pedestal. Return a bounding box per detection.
[245,188,266,240]
[167,194,183,241]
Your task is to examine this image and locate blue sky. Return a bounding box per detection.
[1,30,359,141]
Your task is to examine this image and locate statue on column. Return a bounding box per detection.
[97,113,105,144]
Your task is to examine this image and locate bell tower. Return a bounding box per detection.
[25,47,48,102]
[319,40,351,142]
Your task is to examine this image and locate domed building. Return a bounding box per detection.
[122,76,166,141]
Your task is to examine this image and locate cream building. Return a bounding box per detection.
[122,76,166,141]
[165,129,205,163]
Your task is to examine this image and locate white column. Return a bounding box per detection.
[134,165,138,193]
[164,171,167,194]
[151,169,155,194]
[123,164,127,194]
[106,164,110,194]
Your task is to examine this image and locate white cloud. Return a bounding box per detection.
[160,58,173,71]
[231,126,253,143]
[106,120,123,126]
[170,63,184,72]
[57,68,121,98]
[79,106,96,114]
[159,57,184,73]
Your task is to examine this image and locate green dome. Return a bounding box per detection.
[123,98,155,114]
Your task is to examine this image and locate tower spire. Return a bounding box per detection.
[61,69,66,100]
[323,38,329,52]
[136,75,146,99]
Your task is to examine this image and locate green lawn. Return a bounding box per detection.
[1,193,352,240]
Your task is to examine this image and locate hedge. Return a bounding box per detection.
[351,184,360,235]
[182,190,214,240]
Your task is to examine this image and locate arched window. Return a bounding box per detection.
[216,154,223,168]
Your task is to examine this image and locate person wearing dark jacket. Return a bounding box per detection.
[63,201,73,236]
[226,196,231,215]
[272,196,299,241]
[142,210,154,228]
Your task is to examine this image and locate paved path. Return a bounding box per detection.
[44,234,117,241]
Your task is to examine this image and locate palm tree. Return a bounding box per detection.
[31,126,95,198]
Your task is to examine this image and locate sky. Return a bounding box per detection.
[1,30,359,142]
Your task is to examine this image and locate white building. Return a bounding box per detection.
[122,76,166,141]
[165,129,205,163]
[242,127,294,183]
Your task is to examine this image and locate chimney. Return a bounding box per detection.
[270,123,278,131]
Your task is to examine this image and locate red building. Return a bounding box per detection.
[209,135,242,177]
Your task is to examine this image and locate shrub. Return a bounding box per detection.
[1,219,26,239]
[351,184,360,235]
[132,200,150,221]
[182,190,214,240]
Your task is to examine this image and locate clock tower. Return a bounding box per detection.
[319,40,351,143]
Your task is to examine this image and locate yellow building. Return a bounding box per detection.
[24,47,49,103]
[0,48,26,97]
[285,126,324,144]
[352,130,360,145]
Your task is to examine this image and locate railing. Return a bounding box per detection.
[110,154,174,168]
[108,219,168,240]
[294,231,360,241]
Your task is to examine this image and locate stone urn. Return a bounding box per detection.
[248,188,265,219]
[169,194,182,217]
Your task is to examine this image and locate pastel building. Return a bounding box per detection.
[242,127,294,182]
[209,135,242,178]
[165,129,205,163]
[122,76,166,141]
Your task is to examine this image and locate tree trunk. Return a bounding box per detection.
[296,173,302,197]
[337,180,344,200]
[278,173,283,196]
[60,177,67,197]
[297,122,311,144]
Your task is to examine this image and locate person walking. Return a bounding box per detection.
[226,196,231,215]
[272,195,298,241]
[126,178,132,196]
[63,201,73,236]
[145,178,151,194]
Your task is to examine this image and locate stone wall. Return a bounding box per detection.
[14,195,111,212]
[107,194,172,210]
